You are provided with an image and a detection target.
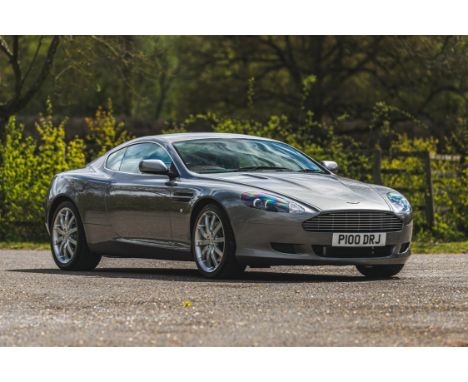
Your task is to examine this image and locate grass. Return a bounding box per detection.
[0,241,49,250]
[0,241,466,253]
[411,240,467,254]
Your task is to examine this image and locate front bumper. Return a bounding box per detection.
[230,207,413,266]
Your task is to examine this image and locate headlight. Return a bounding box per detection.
[241,192,309,213]
[387,191,411,214]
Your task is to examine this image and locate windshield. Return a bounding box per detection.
[173,138,326,174]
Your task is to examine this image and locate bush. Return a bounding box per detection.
[0,100,134,241]
[85,99,133,160]
[380,135,467,240]
[1,101,466,241]
[0,101,86,240]
[0,100,133,240]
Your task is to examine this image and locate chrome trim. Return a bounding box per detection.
[115,238,191,251]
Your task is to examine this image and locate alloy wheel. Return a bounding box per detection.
[52,207,78,264]
[194,210,225,272]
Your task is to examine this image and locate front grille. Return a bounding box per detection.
[303,210,403,233]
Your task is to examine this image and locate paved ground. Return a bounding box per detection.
[0,250,466,346]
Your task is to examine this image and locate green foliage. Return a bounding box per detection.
[2,36,465,149]
[0,241,50,250]
[0,101,115,240]
[85,99,133,160]
[380,135,467,240]
[369,101,427,149]
[1,97,466,241]
[1,35,466,242]
[0,117,38,239]
[411,240,468,254]
[247,77,255,108]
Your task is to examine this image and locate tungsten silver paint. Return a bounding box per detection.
[45,133,413,278]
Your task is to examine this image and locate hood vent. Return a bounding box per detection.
[241,174,269,179]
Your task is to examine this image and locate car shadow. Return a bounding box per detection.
[8,267,389,283]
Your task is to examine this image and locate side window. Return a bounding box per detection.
[120,143,172,174]
[106,148,126,171]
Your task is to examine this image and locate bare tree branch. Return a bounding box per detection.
[0,36,13,57]
[0,36,60,131]
[11,36,23,97]
[22,36,44,86]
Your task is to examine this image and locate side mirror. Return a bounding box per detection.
[321,160,338,172]
[139,159,170,176]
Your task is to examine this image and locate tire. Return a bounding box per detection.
[356,264,404,278]
[50,201,101,271]
[192,204,246,278]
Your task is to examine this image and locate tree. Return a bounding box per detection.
[0,36,60,135]
[0,36,465,149]
[171,36,467,142]
[29,36,177,120]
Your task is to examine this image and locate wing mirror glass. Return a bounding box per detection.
[321,160,338,172]
[139,159,170,176]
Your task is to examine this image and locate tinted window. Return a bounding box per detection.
[106,148,126,171]
[174,138,325,174]
[120,143,172,174]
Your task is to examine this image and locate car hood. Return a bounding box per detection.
[202,172,392,211]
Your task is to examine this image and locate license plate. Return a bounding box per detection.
[332,233,386,247]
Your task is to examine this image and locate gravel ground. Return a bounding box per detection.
[0,250,466,346]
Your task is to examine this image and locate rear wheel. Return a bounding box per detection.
[192,204,245,278]
[356,264,404,278]
[50,201,101,271]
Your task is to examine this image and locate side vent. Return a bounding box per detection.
[172,191,194,202]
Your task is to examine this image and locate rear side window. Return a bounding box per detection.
[119,143,172,174]
[106,148,126,171]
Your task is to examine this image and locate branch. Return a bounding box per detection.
[418,85,464,114]
[22,36,44,86]
[0,36,13,57]
[345,36,383,77]
[12,36,22,97]
[0,36,23,96]
[263,37,303,89]
[0,36,60,115]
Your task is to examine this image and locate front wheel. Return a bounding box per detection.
[192,204,245,278]
[50,201,101,271]
[356,264,404,278]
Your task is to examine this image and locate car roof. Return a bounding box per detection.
[142,132,277,144]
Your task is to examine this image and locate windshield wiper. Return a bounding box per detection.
[234,166,291,172]
[298,168,323,173]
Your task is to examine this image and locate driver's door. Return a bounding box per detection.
[106,142,174,247]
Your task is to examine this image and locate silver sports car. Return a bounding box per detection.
[45,133,413,278]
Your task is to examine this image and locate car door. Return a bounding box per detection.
[106,142,175,247]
